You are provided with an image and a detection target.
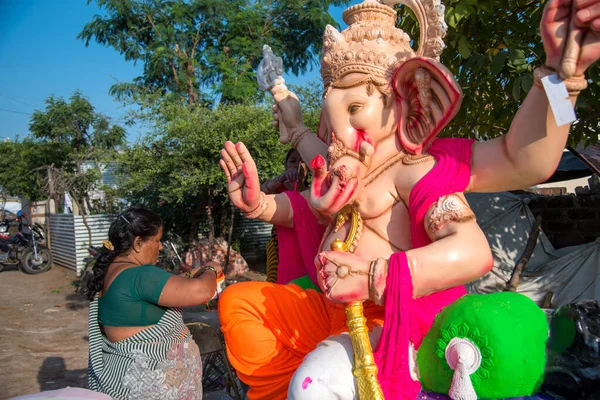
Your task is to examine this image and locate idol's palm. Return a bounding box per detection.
[219,141,261,213]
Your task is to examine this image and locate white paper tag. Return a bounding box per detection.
[541,73,577,127]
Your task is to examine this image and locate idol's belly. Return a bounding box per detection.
[321,207,412,260]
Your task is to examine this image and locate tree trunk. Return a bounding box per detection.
[505,214,543,292]
[84,196,93,215]
[185,60,198,105]
[188,196,206,244]
[71,193,93,247]
[206,188,215,258]
[0,194,6,221]
[224,205,235,275]
[218,200,228,238]
[46,165,60,213]
[542,291,553,309]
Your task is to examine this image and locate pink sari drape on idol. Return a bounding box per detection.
[275,191,325,287]
[275,138,475,399]
[374,138,475,399]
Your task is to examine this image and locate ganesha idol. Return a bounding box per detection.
[218,0,599,399]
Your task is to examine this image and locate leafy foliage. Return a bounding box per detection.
[28,91,126,213]
[396,0,599,146]
[79,0,350,104]
[30,91,126,152]
[114,82,321,241]
[0,139,71,201]
[117,101,280,240]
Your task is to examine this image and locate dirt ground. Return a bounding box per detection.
[0,263,266,400]
[0,265,90,399]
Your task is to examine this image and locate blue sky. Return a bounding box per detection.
[0,0,346,143]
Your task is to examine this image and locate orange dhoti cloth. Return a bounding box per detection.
[218,281,385,400]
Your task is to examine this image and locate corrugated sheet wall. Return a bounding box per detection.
[234,212,273,262]
[49,214,115,274]
[49,211,272,271]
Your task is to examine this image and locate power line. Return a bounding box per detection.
[0,107,31,116]
[0,93,41,109]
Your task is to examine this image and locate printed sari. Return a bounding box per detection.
[88,298,203,399]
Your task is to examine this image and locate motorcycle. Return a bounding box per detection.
[0,219,10,235]
[76,245,101,298]
[0,211,53,274]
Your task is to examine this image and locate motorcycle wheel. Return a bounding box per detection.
[21,248,53,274]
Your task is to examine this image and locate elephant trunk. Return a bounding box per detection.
[309,139,374,216]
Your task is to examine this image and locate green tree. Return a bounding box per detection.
[396,0,599,146]
[29,91,126,215]
[115,83,321,242]
[0,139,71,202]
[78,0,350,104]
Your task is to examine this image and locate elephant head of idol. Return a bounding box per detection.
[310,0,463,215]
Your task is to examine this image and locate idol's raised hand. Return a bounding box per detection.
[542,0,600,78]
[219,141,261,213]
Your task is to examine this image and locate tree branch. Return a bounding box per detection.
[190,20,205,60]
[505,214,542,292]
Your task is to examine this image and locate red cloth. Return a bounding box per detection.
[275,191,325,286]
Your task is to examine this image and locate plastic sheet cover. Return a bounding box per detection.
[465,192,600,307]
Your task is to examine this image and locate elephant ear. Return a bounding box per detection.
[392,57,463,155]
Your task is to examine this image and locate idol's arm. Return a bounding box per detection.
[407,193,493,298]
[271,87,328,170]
[469,87,575,193]
[469,0,599,192]
[315,193,493,303]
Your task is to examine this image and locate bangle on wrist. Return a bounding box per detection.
[244,192,268,219]
[202,265,218,277]
[369,257,389,305]
[533,65,588,96]
[290,126,312,148]
[185,268,200,279]
[186,266,218,279]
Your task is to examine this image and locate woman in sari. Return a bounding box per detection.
[86,207,219,400]
[260,149,309,283]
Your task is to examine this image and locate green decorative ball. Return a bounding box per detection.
[417,292,548,399]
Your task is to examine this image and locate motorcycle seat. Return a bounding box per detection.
[0,232,21,244]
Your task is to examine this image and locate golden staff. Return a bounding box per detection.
[330,206,384,400]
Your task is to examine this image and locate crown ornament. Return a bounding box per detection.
[320,0,448,95]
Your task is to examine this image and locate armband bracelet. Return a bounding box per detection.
[533,65,588,96]
[244,192,268,219]
[185,268,201,279]
[290,126,312,149]
[202,265,218,277]
[369,257,389,306]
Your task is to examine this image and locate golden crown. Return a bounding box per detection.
[320,0,448,92]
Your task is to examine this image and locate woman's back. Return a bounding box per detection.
[98,264,170,328]
[85,207,215,399]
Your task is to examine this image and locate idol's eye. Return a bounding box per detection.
[348,104,362,114]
